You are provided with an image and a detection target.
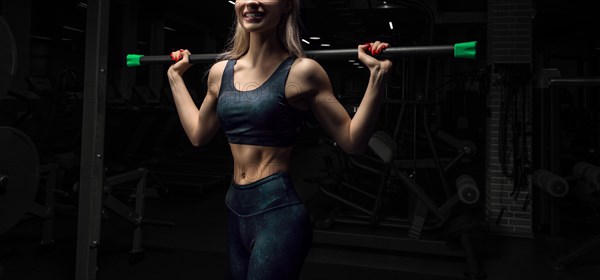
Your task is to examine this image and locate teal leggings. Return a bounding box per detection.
[225,171,313,280]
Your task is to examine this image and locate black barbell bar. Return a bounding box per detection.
[126,41,477,67]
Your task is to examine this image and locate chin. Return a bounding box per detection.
[242,25,262,32]
[242,24,275,34]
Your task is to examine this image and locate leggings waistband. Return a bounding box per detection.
[226,171,302,217]
[230,171,289,189]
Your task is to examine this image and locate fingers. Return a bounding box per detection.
[360,41,390,56]
[370,41,389,56]
[170,49,191,63]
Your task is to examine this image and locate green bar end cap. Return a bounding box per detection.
[126,54,144,67]
[454,41,477,59]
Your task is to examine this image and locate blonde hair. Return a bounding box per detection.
[217,0,304,61]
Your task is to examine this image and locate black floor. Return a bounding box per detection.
[1,139,599,280]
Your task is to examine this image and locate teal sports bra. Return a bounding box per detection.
[216,56,308,147]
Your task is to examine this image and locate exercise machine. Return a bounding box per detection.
[533,163,600,271]
[533,71,600,271]
[306,129,485,278]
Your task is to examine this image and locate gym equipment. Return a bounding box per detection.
[310,130,482,225]
[125,41,477,67]
[306,130,485,278]
[456,175,480,205]
[548,77,600,87]
[531,168,570,255]
[534,69,600,174]
[72,167,175,263]
[0,15,17,100]
[533,70,600,262]
[316,131,480,226]
[533,169,569,198]
[391,128,478,171]
[76,1,112,279]
[554,162,600,270]
[572,162,600,188]
[381,63,482,201]
[0,127,57,246]
[534,163,600,271]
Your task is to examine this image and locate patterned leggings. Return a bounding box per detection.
[225,171,313,280]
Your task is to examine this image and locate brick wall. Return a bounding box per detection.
[487,0,533,64]
[486,0,534,237]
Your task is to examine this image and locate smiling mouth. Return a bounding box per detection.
[243,12,265,21]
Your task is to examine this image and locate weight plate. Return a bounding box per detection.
[0,127,39,234]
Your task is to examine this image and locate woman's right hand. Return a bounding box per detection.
[358,41,392,75]
[167,49,192,77]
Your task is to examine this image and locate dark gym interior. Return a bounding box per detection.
[1,0,600,279]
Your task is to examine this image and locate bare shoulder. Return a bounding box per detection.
[290,57,326,80]
[206,60,228,96]
[289,57,329,93]
[207,60,228,83]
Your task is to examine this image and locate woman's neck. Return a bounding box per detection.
[243,32,288,66]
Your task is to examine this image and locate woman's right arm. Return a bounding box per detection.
[167,50,225,147]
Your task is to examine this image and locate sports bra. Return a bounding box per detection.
[216,56,307,147]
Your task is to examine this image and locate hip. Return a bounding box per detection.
[225,171,304,217]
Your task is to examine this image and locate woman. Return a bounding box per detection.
[167,0,392,279]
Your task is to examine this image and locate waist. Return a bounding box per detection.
[225,171,302,217]
[225,129,299,147]
[229,145,293,183]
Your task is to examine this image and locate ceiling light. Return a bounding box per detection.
[348,59,355,63]
[77,3,87,8]
[353,62,360,66]
[375,0,404,9]
[228,1,235,5]
[31,35,52,40]
[163,26,176,32]
[321,44,331,47]
[389,21,394,30]
[310,37,320,40]
[62,25,84,32]
[302,39,310,44]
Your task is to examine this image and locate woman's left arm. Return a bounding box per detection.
[301,42,392,155]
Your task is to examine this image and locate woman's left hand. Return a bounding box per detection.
[358,41,393,75]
